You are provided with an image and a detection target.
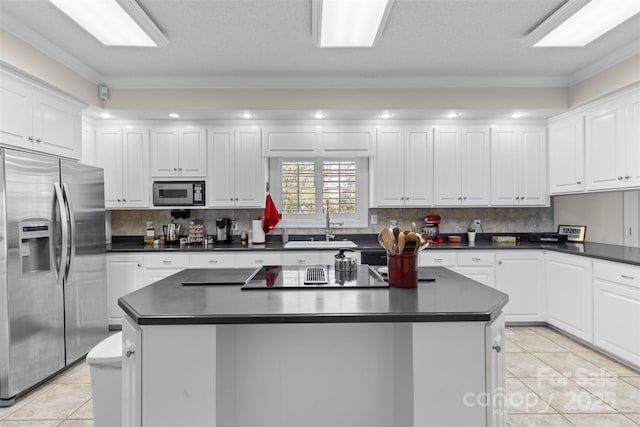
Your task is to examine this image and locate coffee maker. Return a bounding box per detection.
[423,215,444,245]
[215,218,232,244]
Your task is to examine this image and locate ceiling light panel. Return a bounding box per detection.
[313,0,395,47]
[527,0,640,47]
[48,0,167,46]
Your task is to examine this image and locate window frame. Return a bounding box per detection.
[269,157,369,229]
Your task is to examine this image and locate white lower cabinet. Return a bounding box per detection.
[593,260,640,367]
[122,315,141,427]
[496,251,545,322]
[236,252,282,268]
[143,254,190,286]
[419,251,496,287]
[189,253,236,268]
[485,313,506,427]
[545,252,593,343]
[107,254,143,326]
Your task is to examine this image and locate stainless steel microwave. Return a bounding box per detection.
[152,181,205,206]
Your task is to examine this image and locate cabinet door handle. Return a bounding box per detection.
[179,168,183,171]
[625,175,631,179]
[235,198,239,201]
[515,196,520,200]
[174,168,177,171]
[492,345,501,353]
[577,181,582,184]
[434,258,443,262]
[618,176,623,180]
[458,197,462,200]
[463,196,467,200]
[208,260,218,264]
[472,258,481,262]
[122,198,126,202]
[125,347,135,358]
[137,263,141,268]
[498,261,502,265]
[297,259,306,263]
[162,260,172,264]
[28,136,34,141]
[255,259,264,263]
[36,138,42,143]
[621,274,634,280]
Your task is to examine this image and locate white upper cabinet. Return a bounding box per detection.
[262,126,374,157]
[96,126,150,208]
[150,126,207,177]
[208,127,264,208]
[585,88,640,191]
[434,127,490,206]
[373,126,433,207]
[548,114,585,194]
[0,69,83,159]
[490,127,547,206]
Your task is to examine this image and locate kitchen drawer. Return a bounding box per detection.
[457,252,495,267]
[594,261,640,289]
[281,252,324,266]
[144,254,190,269]
[418,252,456,267]
[190,253,236,268]
[236,252,282,267]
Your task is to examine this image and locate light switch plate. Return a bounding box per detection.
[370,214,378,225]
[474,219,482,230]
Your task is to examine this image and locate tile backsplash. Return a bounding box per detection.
[110,203,554,238]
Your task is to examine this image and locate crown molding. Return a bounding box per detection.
[0,12,104,84]
[568,40,640,86]
[520,0,591,47]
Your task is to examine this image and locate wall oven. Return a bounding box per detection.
[152,181,205,206]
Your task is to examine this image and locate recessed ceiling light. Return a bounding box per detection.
[169,113,180,118]
[525,0,640,47]
[48,0,167,47]
[446,112,459,119]
[241,113,253,119]
[314,112,325,119]
[313,0,395,47]
[379,112,392,119]
[99,112,111,119]
[511,112,523,119]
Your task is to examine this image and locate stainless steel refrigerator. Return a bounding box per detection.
[0,148,108,405]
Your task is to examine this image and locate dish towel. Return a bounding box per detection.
[263,194,280,233]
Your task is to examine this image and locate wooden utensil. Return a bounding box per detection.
[411,222,417,233]
[378,228,396,254]
[397,232,406,254]
[404,232,420,254]
[393,227,402,243]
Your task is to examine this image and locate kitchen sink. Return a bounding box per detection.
[284,240,358,249]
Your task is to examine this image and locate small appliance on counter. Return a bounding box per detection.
[163,220,181,244]
[528,233,568,243]
[216,218,232,244]
[423,215,444,244]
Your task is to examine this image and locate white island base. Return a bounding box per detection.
[122,315,505,427]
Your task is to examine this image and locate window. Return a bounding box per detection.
[270,158,368,228]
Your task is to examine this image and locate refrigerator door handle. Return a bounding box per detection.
[62,184,75,281]
[53,182,69,285]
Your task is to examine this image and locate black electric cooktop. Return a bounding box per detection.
[241,264,388,290]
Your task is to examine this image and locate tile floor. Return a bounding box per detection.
[0,326,638,426]
[506,326,640,427]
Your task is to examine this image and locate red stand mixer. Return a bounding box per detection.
[423,215,444,244]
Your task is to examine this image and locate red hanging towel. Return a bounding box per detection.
[263,194,280,233]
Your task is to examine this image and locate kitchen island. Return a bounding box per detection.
[118,266,508,427]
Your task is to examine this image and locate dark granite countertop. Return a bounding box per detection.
[108,235,640,267]
[118,266,509,325]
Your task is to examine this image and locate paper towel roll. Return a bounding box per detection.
[252,219,265,244]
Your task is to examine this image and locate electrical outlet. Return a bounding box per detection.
[474,219,482,230]
[370,214,378,225]
[231,220,239,231]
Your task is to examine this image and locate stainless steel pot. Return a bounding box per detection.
[335,248,357,272]
[163,221,180,243]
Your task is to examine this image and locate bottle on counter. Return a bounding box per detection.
[144,221,155,244]
[241,230,248,246]
[282,228,289,244]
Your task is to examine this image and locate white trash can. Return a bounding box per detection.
[87,332,122,427]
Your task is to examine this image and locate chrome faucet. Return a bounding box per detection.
[324,200,343,241]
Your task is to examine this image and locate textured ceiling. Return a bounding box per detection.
[1,0,639,88]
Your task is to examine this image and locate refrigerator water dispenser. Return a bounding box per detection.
[19,221,51,274]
